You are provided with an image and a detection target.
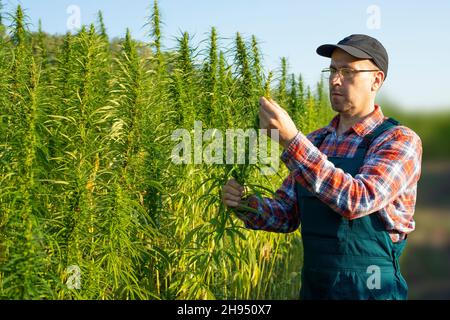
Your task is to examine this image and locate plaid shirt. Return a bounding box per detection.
[235,105,422,243]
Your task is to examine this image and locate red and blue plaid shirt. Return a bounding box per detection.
[235,105,422,242]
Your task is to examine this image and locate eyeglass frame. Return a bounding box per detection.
[321,66,381,80]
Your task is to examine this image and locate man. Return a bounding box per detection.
[221,34,422,300]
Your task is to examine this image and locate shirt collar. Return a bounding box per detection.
[325,105,385,137]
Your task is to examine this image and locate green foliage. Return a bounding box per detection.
[0,1,334,299]
[0,0,3,27]
[150,0,163,71]
[277,57,288,108]
[97,11,108,41]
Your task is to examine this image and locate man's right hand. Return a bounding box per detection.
[221,179,245,209]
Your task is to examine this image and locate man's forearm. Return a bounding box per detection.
[233,175,300,233]
[281,130,422,220]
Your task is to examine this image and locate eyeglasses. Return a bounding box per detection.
[321,67,380,80]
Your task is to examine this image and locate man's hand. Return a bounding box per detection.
[259,96,299,149]
[222,179,246,209]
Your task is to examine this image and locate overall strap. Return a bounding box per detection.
[357,117,400,150]
[312,132,329,148]
[312,117,400,151]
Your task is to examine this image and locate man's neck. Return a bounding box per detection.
[337,104,375,136]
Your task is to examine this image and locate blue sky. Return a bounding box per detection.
[3,0,450,111]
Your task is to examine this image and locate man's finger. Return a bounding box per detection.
[259,105,272,119]
[261,96,288,117]
[224,199,239,208]
[223,193,241,203]
[259,111,266,129]
[259,103,273,126]
[223,185,242,197]
[259,96,278,115]
[227,179,244,191]
[260,97,275,113]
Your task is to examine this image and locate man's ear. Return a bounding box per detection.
[372,71,385,92]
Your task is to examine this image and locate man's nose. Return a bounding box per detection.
[330,74,342,86]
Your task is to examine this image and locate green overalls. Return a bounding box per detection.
[296,118,408,300]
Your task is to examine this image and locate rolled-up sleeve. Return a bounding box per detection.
[234,173,300,233]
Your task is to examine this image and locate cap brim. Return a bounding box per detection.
[316,44,372,59]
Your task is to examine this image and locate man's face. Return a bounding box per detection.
[329,48,382,114]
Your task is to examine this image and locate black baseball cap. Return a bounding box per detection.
[316,34,389,79]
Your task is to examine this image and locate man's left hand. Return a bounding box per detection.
[259,96,299,149]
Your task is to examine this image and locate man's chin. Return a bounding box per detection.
[331,103,346,112]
